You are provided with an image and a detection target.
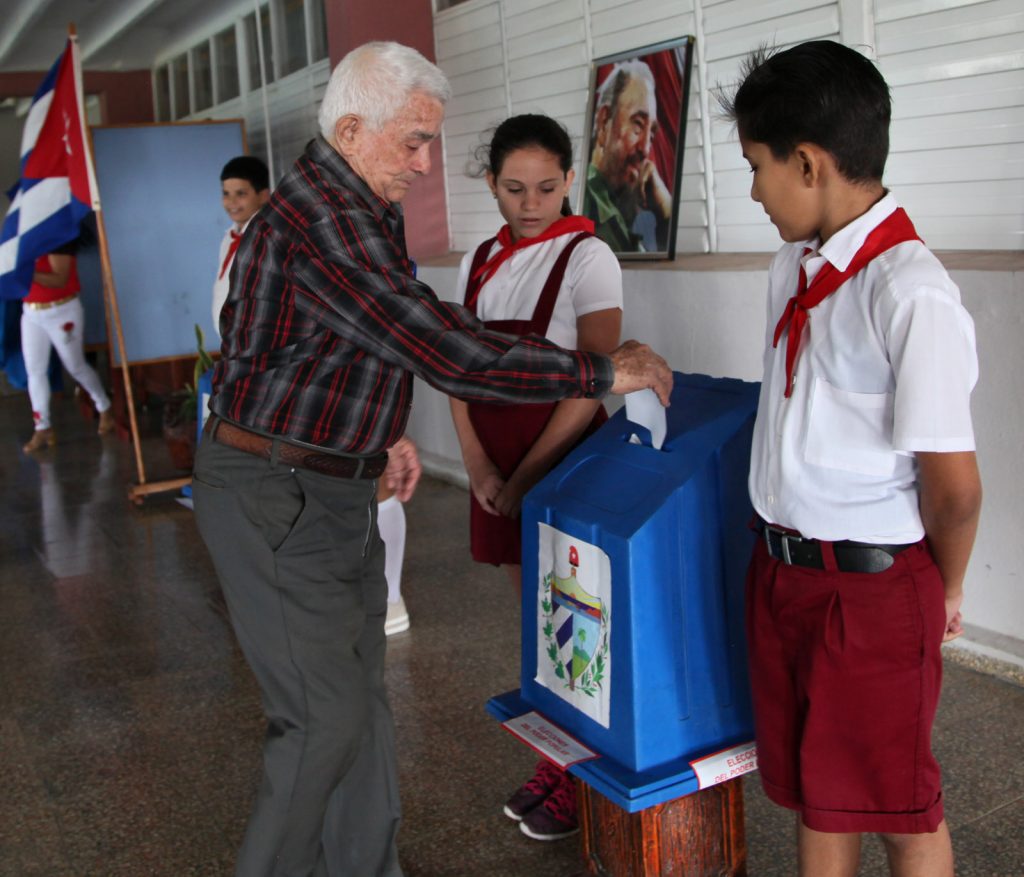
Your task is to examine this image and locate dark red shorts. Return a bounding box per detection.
[745,538,947,834]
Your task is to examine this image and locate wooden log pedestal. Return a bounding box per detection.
[572,775,747,876]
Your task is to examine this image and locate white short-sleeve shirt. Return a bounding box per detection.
[749,193,978,544]
[455,231,622,350]
[212,216,255,334]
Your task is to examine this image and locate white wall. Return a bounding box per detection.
[407,259,1024,650]
[435,0,1024,253]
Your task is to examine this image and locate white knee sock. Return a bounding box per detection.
[376,495,406,605]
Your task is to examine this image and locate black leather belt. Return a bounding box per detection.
[205,419,388,479]
[762,523,916,574]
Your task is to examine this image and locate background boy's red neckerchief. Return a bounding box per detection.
[468,215,594,298]
[772,207,920,398]
[219,230,242,280]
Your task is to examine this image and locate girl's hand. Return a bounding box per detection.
[467,457,504,516]
[494,473,531,519]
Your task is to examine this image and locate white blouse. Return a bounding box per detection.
[455,231,622,350]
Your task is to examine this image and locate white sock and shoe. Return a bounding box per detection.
[378,494,410,635]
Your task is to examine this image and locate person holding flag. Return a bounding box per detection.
[0,32,112,451]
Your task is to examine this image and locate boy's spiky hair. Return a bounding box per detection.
[720,41,891,183]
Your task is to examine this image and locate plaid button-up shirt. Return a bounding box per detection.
[211,137,613,455]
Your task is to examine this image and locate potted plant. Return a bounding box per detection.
[162,324,215,470]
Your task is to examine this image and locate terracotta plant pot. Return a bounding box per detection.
[162,392,197,470]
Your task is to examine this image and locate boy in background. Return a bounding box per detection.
[212,156,270,332]
[723,41,981,876]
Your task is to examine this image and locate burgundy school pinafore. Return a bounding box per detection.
[464,232,608,565]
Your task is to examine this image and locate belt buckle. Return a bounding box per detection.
[765,524,801,565]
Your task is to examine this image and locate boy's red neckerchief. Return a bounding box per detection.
[773,207,920,398]
[219,230,242,280]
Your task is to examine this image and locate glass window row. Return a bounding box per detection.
[153,0,327,121]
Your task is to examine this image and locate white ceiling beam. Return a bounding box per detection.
[0,0,60,66]
[78,0,166,62]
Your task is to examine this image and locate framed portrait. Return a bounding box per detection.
[579,37,695,260]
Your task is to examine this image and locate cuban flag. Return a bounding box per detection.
[0,36,99,300]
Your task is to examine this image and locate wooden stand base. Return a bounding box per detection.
[575,776,746,877]
[128,476,191,504]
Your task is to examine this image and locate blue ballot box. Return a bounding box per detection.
[487,372,760,811]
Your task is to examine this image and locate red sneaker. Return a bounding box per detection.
[503,759,563,821]
[519,770,578,841]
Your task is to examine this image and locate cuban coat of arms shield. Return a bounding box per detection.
[535,523,612,728]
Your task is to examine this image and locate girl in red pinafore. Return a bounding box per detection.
[450,114,622,842]
[20,242,113,453]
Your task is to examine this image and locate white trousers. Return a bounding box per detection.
[21,297,110,431]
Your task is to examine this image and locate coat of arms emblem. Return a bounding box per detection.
[536,525,612,726]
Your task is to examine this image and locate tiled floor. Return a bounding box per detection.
[1,395,1021,876]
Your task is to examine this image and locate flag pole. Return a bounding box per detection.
[69,23,149,493]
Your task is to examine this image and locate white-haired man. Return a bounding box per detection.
[193,41,672,876]
[584,59,673,253]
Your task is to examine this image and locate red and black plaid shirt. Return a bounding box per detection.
[211,137,613,455]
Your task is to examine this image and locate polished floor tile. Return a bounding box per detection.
[1,395,1021,876]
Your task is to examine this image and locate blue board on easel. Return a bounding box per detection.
[89,121,246,363]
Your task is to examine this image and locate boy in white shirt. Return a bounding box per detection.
[723,41,982,877]
[212,156,270,333]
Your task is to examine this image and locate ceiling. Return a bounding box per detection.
[0,0,252,74]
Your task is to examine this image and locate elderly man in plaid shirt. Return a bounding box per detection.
[192,41,672,877]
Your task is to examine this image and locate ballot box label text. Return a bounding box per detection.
[502,710,599,769]
[690,742,758,789]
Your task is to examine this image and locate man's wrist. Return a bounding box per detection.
[576,350,614,399]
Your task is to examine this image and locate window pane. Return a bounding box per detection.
[214,26,240,102]
[171,54,189,118]
[244,14,259,89]
[245,7,275,87]
[280,0,307,76]
[154,65,170,121]
[191,42,213,112]
[308,0,327,62]
[260,5,275,83]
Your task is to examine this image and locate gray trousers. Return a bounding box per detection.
[193,436,403,877]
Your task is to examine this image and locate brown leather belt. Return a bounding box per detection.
[205,418,388,479]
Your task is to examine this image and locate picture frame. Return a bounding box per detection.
[579,36,695,260]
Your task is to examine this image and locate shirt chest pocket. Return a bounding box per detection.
[803,378,897,477]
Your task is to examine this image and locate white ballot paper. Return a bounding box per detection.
[625,388,666,450]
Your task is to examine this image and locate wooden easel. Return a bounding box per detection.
[76,62,243,503]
